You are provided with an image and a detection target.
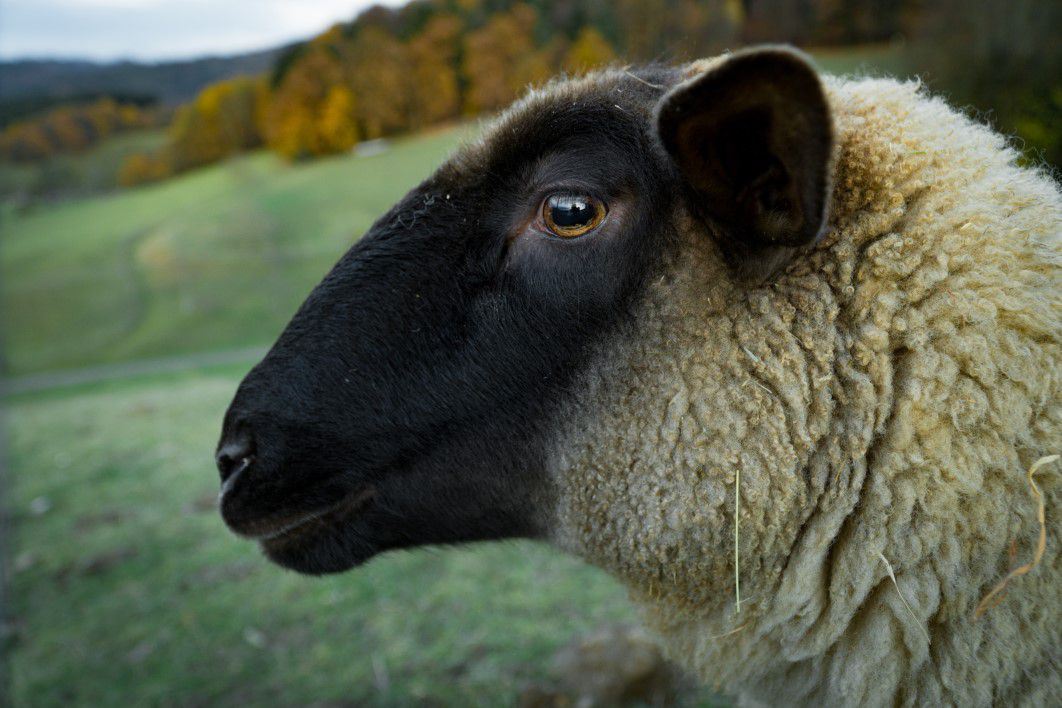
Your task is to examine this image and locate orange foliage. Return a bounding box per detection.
[319,86,360,153]
[88,0,747,182]
[263,43,352,159]
[0,98,156,163]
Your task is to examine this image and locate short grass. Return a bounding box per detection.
[1,126,470,376]
[4,367,724,706]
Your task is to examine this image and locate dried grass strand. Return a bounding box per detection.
[734,465,741,613]
[877,551,931,643]
[974,454,1058,619]
[709,622,748,641]
[622,67,665,90]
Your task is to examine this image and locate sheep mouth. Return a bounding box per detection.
[256,486,377,550]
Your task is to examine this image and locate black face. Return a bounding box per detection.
[216,70,679,574]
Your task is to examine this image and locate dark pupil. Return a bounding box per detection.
[549,195,594,228]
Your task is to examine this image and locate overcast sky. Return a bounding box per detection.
[0,0,403,62]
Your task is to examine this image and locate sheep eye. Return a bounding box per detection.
[542,193,606,238]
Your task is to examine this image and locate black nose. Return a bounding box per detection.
[216,431,255,484]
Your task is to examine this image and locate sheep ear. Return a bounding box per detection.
[656,47,833,279]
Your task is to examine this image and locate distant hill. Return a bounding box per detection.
[0,46,286,109]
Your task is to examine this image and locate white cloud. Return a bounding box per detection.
[0,0,404,61]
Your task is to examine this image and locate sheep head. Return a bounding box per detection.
[215,47,835,593]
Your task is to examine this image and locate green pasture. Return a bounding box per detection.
[5,366,714,705]
[0,126,469,376]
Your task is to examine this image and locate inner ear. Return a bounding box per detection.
[657,47,834,272]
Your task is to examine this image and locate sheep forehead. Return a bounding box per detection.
[444,65,679,181]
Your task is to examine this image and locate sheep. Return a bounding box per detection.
[215,46,1061,706]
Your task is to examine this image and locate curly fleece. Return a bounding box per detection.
[548,73,1061,705]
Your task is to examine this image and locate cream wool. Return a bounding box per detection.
[549,74,1061,705]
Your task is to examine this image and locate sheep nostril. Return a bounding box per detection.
[216,437,255,484]
[216,452,252,483]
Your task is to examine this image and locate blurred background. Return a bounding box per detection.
[0,0,1058,705]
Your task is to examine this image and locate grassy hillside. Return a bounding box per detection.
[7,366,718,705]
[1,126,469,376]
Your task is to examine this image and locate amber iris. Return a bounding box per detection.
[542,193,606,238]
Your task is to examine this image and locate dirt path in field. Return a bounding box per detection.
[0,345,267,396]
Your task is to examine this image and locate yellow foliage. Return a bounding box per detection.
[563,27,617,74]
[166,76,265,172]
[320,86,360,153]
[48,109,93,152]
[263,47,353,159]
[407,15,463,128]
[348,26,410,140]
[109,0,750,173]
[118,151,170,187]
[462,3,543,114]
[0,98,157,163]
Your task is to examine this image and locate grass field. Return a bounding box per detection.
[1,126,470,376]
[5,367,717,706]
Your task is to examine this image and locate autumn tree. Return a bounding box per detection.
[0,122,52,162]
[615,0,668,60]
[0,98,156,163]
[103,0,1007,182]
[319,85,360,153]
[46,107,95,152]
[462,4,549,114]
[664,0,742,58]
[347,26,411,140]
[407,14,463,129]
[166,76,266,172]
[563,26,617,74]
[263,41,352,159]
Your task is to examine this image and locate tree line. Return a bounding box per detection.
[119,0,642,185]
[4,0,1057,186]
[0,98,159,163]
